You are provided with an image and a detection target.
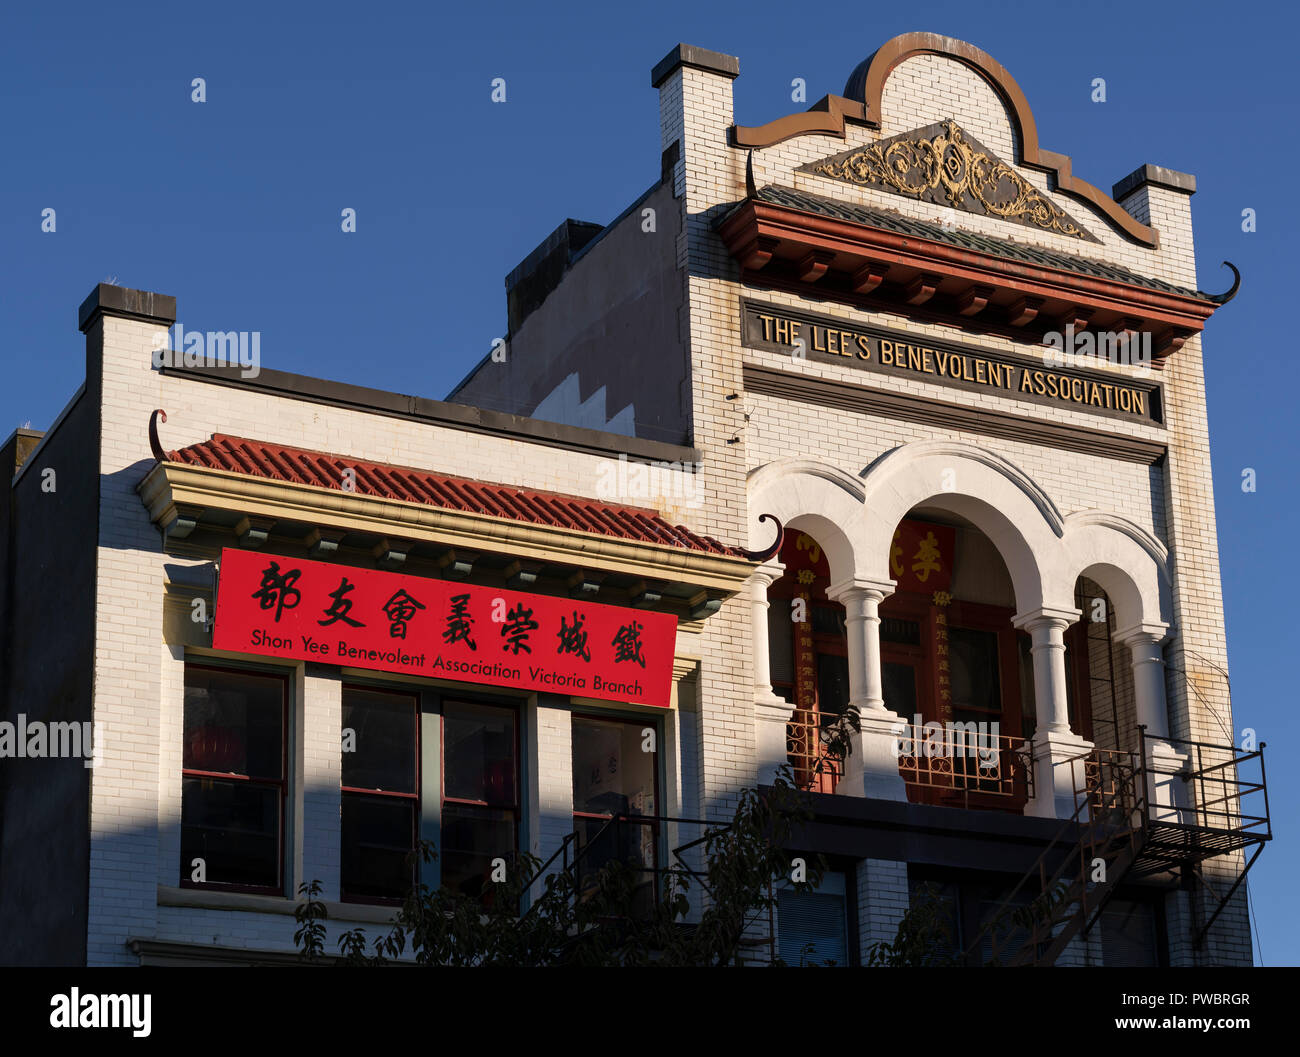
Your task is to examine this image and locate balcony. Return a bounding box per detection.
[786,712,1035,806]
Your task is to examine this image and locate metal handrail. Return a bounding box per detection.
[1149,731,1271,837]
[968,725,1272,965]
[896,728,1035,804]
[519,812,734,924]
[970,742,1143,966]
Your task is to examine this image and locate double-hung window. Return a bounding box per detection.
[440,701,519,903]
[341,686,419,903]
[181,665,287,892]
[571,713,659,910]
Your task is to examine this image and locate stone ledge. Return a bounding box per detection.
[157,884,399,924]
[1113,164,1197,201]
[79,283,176,332]
[652,43,739,88]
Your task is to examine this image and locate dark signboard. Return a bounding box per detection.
[740,299,1163,425]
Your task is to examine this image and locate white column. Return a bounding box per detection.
[750,560,796,785]
[1013,606,1078,734]
[1117,621,1172,739]
[827,577,907,801]
[1116,621,1188,821]
[750,560,785,702]
[1013,605,1090,818]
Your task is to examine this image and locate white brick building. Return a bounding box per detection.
[0,31,1266,967]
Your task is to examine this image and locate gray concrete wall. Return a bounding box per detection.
[451,181,690,446]
[0,394,98,965]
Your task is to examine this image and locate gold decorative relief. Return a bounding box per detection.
[801,120,1096,241]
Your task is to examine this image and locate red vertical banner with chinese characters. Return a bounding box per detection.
[212,548,677,707]
[931,594,952,722]
[780,532,831,791]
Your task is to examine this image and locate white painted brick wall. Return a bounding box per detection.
[857,858,910,962]
[528,702,573,902]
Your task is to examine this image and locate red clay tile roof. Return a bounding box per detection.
[166,433,744,557]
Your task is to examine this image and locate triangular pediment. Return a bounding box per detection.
[798,120,1098,243]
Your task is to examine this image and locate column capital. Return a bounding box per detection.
[1011,605,1081,632]
[750,559,785,590]
[826,576,895,605]
[1114,620,1171,648]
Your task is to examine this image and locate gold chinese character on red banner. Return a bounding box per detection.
[912,532,942,582]
[887,519,956,594]
[795,534,822,565]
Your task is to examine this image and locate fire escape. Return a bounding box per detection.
[972,727,1270,966]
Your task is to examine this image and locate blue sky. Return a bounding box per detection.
[2,0,1295,963]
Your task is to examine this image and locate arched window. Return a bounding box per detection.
[766,531,849,793]
[882,512,1092,810]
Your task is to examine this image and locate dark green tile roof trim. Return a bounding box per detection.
[738,185,1212,301]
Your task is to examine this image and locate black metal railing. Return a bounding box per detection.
[1155,730,1271,838]
[965,726,1271,966]
[896,727,1035,805]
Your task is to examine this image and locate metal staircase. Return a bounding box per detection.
[973,727,1270,967]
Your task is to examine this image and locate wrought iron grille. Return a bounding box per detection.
[786,708,844,794]
[896,727,1034,802]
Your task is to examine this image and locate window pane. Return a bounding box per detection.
[342,688,417,793]
[439,802,516,901]
[977,894,1033,965]
[181,777,280,888]
[882,662,918,718]
[1018,636,1037,741]
[571,716,657,818]
[1101,899,1159,967]
[907,877,961,964]
[811,605,846,636]
[816,653,850,725]
[184,667,284,779]
[574,816,657,874]
[949,627,1002,717]
[778,875,848,967]
[573,816,657,915]
[341,794,415,901]
[443,703,516,805]
[767,606,795,687]
[881,617,921,646]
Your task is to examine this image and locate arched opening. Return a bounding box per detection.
[880,508,1092,812]
[765,529,850,793]
[1071,575,1138,755]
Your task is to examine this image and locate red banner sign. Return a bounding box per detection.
[888,519,956,595]
[213,548,678,707]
